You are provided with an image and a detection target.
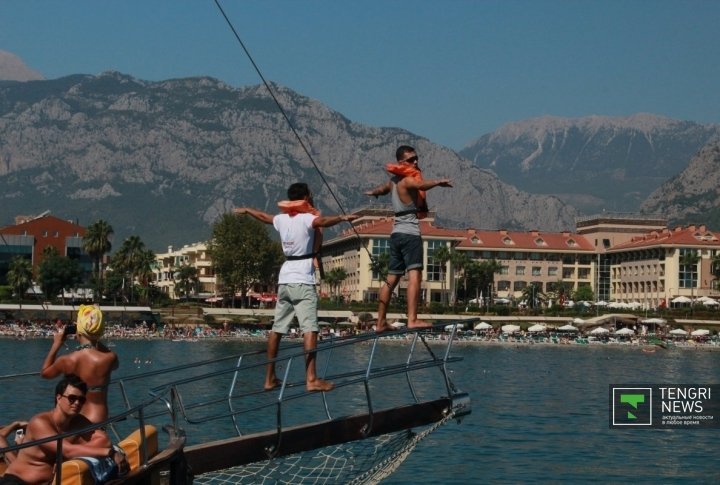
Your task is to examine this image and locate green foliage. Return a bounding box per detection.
[83,219,114,295]
[174,265,200,299]
[324,267,348,301]
[6,256,33,302]
[110,235,155,304]
[37,254,83,303]
[0,286,12,301]
[207,214,283,306]
[572,285,595,302]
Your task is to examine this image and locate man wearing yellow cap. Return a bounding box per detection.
[40,305,119,423]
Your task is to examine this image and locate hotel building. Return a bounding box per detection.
[145,209,720,307]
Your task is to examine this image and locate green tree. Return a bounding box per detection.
[572,285,595,303]
[521,283,545,310]
[466,259,501,303]
[431,244,451,305]
[208,214,283,308]
[135,249,157,305]
[112,235,151,304]
[370,252,390,287]
[6,256,33,307]
[450,250,471,304]
[174,264,199,300]
[82,219,114,297]
[37,254,83,304]
[324,267,348,302]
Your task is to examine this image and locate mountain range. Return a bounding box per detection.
[0,72,573,251]
[459,115,720,214]
[1,69,719,252]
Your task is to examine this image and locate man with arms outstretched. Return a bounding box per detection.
[234,182,358,392]
[365,145,452,332]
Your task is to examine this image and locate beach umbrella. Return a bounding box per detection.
[317,321,332,326]
[671,296,692,304]
[590,327,610,335]
[669,328,688,335]
[595,300,608,307]
[474,322,492,331]
[558,324,578,332]
[615,328,635,335]
[527,324,546,332]
[501,324,520,334]
[691,329,709,336]
[701,298,719,306]
[641,318,666,325]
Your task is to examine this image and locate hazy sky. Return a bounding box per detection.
[1,0,719,150]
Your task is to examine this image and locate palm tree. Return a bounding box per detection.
[82,219,113,296]
[521,283,545,310]
[369,252,390,287]
[432,244,451,305]
[174,264,199,301]
[112,236,148,303]
[450,250,471,304]
[6,256,33,308]
[325,267,348,302]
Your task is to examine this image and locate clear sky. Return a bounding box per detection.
[1,0,719,150]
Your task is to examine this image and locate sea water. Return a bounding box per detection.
[1,339,718,484]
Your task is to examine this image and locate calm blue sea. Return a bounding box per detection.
[1,339,718,484]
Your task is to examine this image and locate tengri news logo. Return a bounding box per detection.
[611,387,652,426]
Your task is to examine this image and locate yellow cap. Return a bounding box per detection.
[77,304,104,337]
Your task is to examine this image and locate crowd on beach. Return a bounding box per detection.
[2,317,719,350]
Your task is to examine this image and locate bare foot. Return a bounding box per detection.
[374,324,397,333]
[407,320,433,330]
[264,378,282,391]
[306,379,334,392]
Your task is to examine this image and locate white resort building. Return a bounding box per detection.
[151,209,720,307]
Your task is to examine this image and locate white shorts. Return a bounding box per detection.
[272,284,319,334]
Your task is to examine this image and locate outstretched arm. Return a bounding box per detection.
[404,177,453,191]
[233,207,274,224]
[312,214,360,228]
[364,181,392,198]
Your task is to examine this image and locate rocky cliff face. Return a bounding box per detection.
[641,140,720,226]
[0,72,576,250]
[460,114,720,214]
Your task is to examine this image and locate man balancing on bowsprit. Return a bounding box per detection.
[234,183,359,392]
[365,145,452,333]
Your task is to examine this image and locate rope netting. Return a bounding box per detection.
[192,412,454,484]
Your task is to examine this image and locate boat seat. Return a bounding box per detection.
[56,424,158,485]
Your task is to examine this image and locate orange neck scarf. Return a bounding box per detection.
[385,163,428,219]
[277,200,320,216]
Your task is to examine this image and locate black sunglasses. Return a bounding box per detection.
[401,156,418,164]
[62,394,87,405]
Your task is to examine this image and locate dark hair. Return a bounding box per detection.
[55,374,87,401]
[287,183,311,201]
[396,145,416,161]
